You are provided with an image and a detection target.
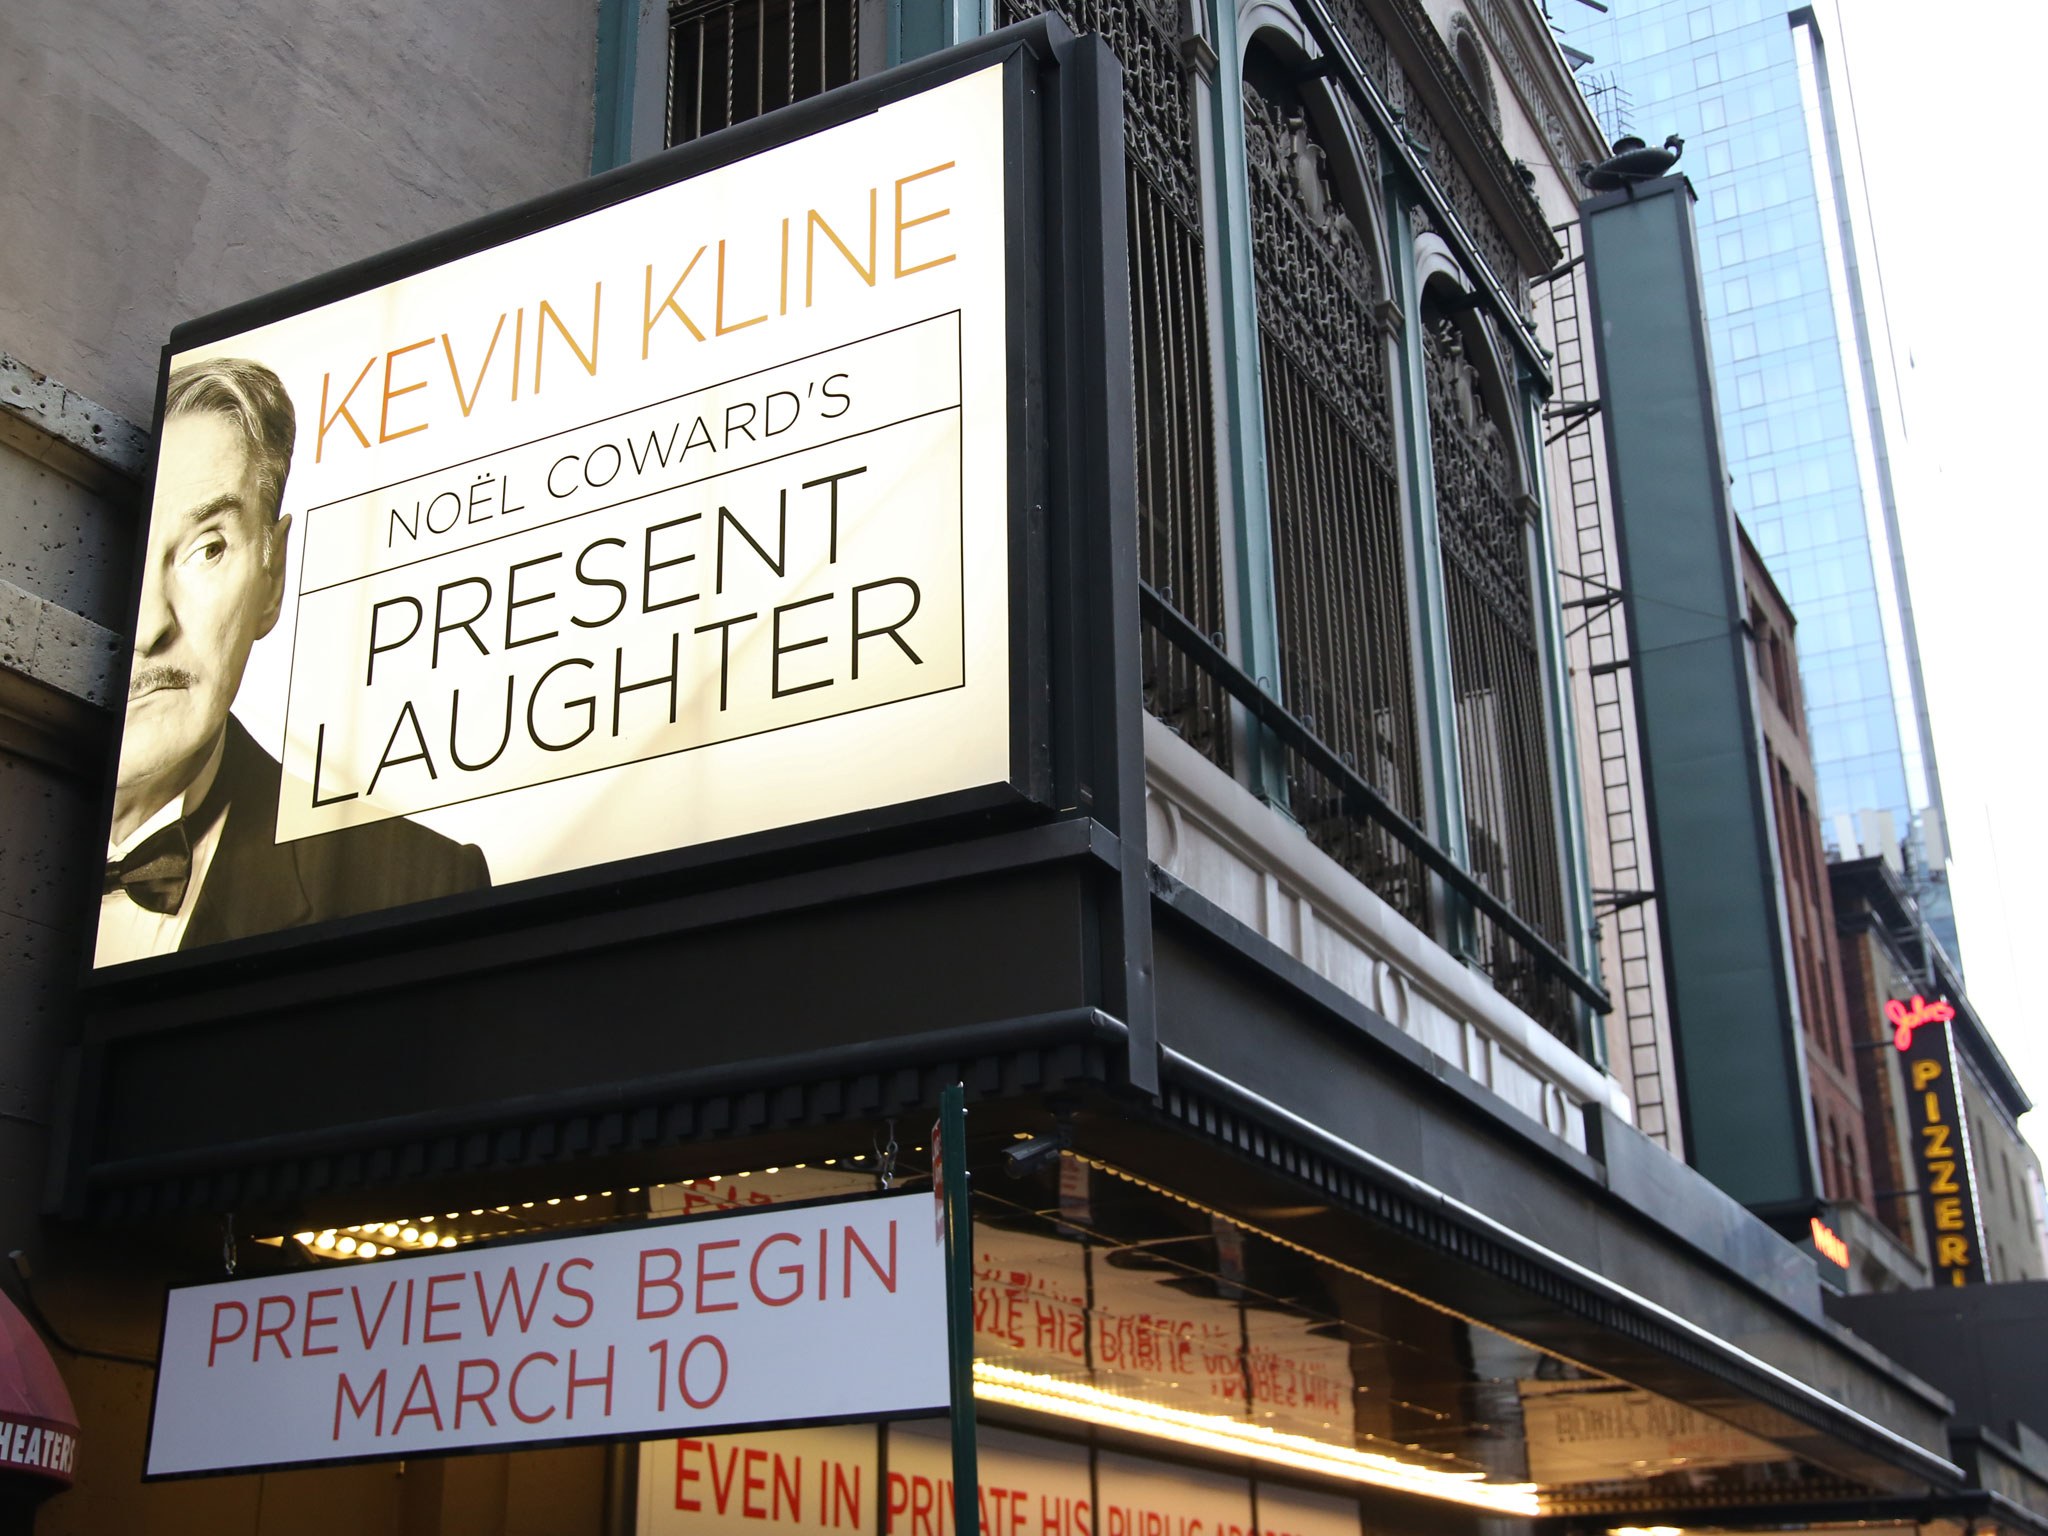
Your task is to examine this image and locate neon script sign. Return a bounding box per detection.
[1884,994,1955,1052]
[1809,1216,1850,1269]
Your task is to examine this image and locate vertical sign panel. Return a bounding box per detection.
[1898,1016,1987,1285]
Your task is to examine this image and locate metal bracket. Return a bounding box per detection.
[1593,887,1655,913]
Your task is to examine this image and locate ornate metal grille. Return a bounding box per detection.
[668,0,858,145]
[1244,75,1425,926]
[1318,0,1533,315]
[1423,316,1570,1034]
[1002,0,1230,771]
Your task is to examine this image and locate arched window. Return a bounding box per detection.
[1244,32,1426,924]
[1421,285,1568,1001]
[1449,16,1500,133]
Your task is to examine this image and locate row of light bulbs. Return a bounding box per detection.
[282,1152,917,1263]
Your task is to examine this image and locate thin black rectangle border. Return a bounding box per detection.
[81,33,1057,997]
[293,312,965,592]
[276,343,970,827]
[141,1186,948,1483]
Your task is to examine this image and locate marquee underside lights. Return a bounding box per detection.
[970,1364,1542,1516]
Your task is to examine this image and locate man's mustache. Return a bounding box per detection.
[129,665,195,697]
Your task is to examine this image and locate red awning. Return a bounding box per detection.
[0,1289,77,1488]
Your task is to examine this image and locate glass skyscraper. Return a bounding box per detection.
[1552,0,1957,957]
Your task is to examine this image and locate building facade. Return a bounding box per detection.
[1551,0,1957,957]
[0,2,2042,1536]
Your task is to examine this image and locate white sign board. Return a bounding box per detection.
[1250,1484,1358,1536]
[1094,1449,1251,1536]
[638,1425,881,1536]
[146,1192,946,1477]
[886,1421,1094,1536]
[1516,1380,1785,1484]
[99,62,1013,967]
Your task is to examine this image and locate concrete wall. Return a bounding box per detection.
[1,4,603,1526]
[0,0,608,1209]
[1,0,602,426]
[0,360,142,1268]
[1959,1067,2048,1285]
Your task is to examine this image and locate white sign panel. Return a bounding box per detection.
[886,1421,1094,1536]
[98,63,1012,967]
[1095,1449,1251,1536]
[1250,1484,1357,1536]
[147,1192,945,1477]
[1516,1381,1785,1484]
[974,1228,1090,1378]
[638,1425,880,1536]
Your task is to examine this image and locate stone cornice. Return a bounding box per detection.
[1373,0,1561,276]
[1469,0,1611,177]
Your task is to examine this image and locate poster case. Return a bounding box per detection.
[90,39,1060,982]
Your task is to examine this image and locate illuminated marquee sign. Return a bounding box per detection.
[1896,1013,1986,1286]
[96,60,1025,970]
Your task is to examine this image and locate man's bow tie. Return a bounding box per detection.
[105,773,230,916]
[105,821,194,915]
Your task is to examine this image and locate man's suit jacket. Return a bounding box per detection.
[182,717,490,950]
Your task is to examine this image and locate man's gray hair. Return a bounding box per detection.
[164,357,297,523]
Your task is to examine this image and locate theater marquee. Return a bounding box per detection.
[97,62,1021,968]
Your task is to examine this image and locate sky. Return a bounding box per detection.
[1822,1,2048,1158]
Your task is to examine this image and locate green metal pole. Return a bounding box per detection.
[938,1083,978,1536]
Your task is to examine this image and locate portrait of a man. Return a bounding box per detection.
[97,357,490,966]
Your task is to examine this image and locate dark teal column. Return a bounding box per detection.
[1581,174,1817,1210]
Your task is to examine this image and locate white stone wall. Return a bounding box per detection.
[1146,713,1628,1152]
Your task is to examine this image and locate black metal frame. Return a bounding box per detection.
[1139,582,1608,1017]
[997,0,1231,782]
[84,31,1073,998]
[65,20,1163,1211]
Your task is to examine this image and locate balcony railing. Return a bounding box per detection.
[1140,584,1608,1046]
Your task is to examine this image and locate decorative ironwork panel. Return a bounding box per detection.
[1001,0,1201,226]
[1402,101,1526,315]
[1244,84,1390,468]
[668,0,859,145]
[1321,0,1392,100]
[1317,0,1531,314]
[1005,0,1230,770]
[1424,316,1570,1037]
[1246,79,1425,925]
